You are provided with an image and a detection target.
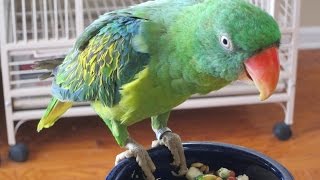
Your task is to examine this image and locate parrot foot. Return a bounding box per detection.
[152,132,188,176]
[116,138,156,180]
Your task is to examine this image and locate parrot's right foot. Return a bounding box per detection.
[152,130,188,177]
[115,137,156,180]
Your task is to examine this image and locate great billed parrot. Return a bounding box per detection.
[35,0,281,179]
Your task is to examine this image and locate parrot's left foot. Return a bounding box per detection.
[152,131,188,176]
[116,137,156,180]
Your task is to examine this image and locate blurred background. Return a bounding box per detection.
[0,0,319,179]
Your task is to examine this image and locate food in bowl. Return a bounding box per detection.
[186,163,249,180]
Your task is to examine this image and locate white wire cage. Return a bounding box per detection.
[1,0,300,148]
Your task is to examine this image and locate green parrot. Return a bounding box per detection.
[35,0,281,179]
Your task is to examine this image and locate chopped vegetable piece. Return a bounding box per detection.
[217,168,231,178]
[186,167,203,180]
[237,175,249,180]
[191,163,204,168]
[229,170,236,177]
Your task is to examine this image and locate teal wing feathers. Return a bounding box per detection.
[53,12,151,107]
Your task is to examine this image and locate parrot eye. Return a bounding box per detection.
[220,35,233,51]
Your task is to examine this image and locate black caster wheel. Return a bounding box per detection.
[8,143,29,162]
[273,122,292,141]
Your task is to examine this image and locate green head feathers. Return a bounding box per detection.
[171,0,281,82]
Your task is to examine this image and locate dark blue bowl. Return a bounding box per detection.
[107,142,293,180]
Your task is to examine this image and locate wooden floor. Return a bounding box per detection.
[1,50,320,179]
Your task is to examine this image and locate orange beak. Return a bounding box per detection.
[243,47,280,101]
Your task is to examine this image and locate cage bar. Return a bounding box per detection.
[32,0,37,41]
[10,0,17,43]
[53,0,58,39]
[21,0,27,42]
[43,0,48,40]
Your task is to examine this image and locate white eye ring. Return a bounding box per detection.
[220,35,233,50]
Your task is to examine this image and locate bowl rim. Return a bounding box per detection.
[183,141,293,179]
[107,141,294,180]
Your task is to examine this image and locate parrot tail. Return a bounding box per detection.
[32,56,65,80]
[37,97,73,132]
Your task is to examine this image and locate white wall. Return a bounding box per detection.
[299,0,320,49]
[301,0,320,27]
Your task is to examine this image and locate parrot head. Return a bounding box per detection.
[192,0,281,100]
